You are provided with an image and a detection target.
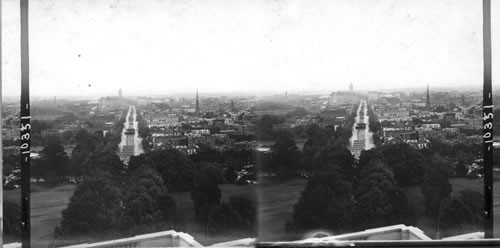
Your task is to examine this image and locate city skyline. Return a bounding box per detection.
[2,0,500,98]
[0,83,488,102]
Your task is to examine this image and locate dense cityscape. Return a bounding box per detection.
[1,85,495,247]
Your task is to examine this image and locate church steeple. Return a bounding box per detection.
[195,90,200,116]
[425,84,431,110]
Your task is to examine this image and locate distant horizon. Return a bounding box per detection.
[0,83,486,103]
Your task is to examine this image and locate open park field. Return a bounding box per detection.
[258,178,307,241]
[4,183,77,248]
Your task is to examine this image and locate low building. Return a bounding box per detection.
[4,146,20,155]
[41,129,62,137]
[89,115,116,126]
[3,127,19,140]
[272,123,293,132]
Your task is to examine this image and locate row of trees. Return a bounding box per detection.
[258,104,358,179]
[190,144,257,184]
[286,147,413,238]
[260,119,482,184]
[358,144,466,222]
[57,128,256,243]
[424,139,482,167]
[254,115,285,140]
[136,110,152,153]
[253,104,357,142]
[259,123,354,178]
[55,150,182,245]
[190,163,256,235]
[367,106,383,146]
[32,128,122,182]
[438,190,483,237]
[287,141,483,239]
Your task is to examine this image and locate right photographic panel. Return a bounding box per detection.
[257,0,500,243]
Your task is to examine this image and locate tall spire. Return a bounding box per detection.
[195,90,200,116]
[425,84,431,110]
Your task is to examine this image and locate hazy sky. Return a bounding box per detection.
[2,0,500,97]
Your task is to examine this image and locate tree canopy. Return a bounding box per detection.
[191,163,223,223]
[254,114,285,140]
[421,155,454,217]
[438,190,483,237]
[35,136,70,181]
[291,172,355,234]
[266,130,301,177]
[59,171,123,236]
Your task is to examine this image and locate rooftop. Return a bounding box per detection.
[4,224,483,248]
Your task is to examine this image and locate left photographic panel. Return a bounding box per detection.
[2,0,23,246]
[22,0,258,247]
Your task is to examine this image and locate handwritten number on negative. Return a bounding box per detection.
[20,123,31,131]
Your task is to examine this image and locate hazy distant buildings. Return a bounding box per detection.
[144,112,180,128]
[367,91,379,101]
[41,129,62,137]
[329,91,359,106]
[137,97,152,107]
[2,127,19,141]
[98,96,129,110]
[319,108,348,126]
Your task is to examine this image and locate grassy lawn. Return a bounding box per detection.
[31,183,77,248]
[3,183,77,248]
[170,183,257,246]
[493,173,500,238]
[257,177,307,241]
